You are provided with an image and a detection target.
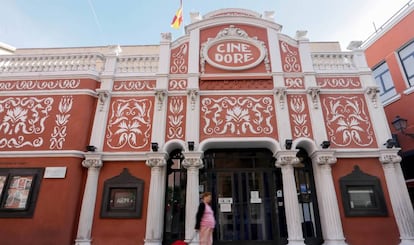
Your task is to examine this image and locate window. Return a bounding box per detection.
[101,168,144,218]
[340,165,387,217]
[372,62,397,102]
[0,168,44,218]
[398,40,414,87]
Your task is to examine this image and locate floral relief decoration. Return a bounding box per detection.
[166,96,186,140]
[50,96,73,149]
[113,80,155,91]
[284,77,304,89]
[288,95,312,138]
[169,79,187,91]
[280,41,302,72]
[170,43,188,74]
[106,98,153,150]
[316,77,361,89]
[322,95,375,147]
[200,96,275,139]
[0,97,53,148]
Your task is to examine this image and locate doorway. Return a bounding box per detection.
[201,149,288,245]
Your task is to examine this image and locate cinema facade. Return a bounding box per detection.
[0,8,413,245]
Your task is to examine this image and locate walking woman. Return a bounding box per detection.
[195,192,215,245]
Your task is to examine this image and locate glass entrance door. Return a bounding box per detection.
[202,148,286,245]
[214,171,277,243]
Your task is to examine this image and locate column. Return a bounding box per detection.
[75,154,103,245]
[380,151,414,245]
[144,153,168,245]
[182,152,204,244]
[275,151,305,245]
[311,151,347,245]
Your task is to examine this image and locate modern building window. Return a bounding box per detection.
[372,62,397,102]
[398,40,414,87]
[0,168,44,218]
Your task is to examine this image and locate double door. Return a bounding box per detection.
[205,170,287,245]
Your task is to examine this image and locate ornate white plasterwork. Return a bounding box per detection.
[201,96,274,136]
[50,96,73,149]
[200,25,270,73]
[0,97,53,148]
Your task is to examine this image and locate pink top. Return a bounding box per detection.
[200,203,215,228]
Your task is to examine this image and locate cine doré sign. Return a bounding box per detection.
[204,39,265,71]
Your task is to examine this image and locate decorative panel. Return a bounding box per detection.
[113,80,156,91]
[200,95,276,140]
[0,95,84,150]
[279,41,302,72]
[105,97,154,151]
[170,42,189,74]
[165,96,186,141]
[168,79,187,91]
[287,94,313,139]
[316,77,361,89]
[284,77,304,89]
[321,95,377,148]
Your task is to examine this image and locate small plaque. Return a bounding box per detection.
[44,167,67,179]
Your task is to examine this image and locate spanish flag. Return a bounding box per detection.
[171,0,183,29]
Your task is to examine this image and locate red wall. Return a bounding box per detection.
[91,162,151,245]
[364,10,414,150]
[332,158,400,245]
[0,158,84,245]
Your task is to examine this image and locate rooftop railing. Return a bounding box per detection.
[0,54,105,73]
[311,52,357,71]
[116,55,159,73]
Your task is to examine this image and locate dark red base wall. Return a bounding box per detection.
[91,162,151,245]
[332,158,400,245]
[0,157,84,245]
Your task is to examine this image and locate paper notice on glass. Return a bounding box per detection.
[220,203,232,212]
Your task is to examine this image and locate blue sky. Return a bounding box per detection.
[0,0,411,50]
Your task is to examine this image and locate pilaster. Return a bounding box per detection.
[144,152,168,245]
[182,152,204,244]
[311,151,347,245]
[275,150,305,245]
[75,153,103,245]
[380,150,414,245]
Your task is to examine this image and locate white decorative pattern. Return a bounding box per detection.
[0,79,80,90]
[167,97,185,140]
[323,96,375,147]
[280,41,301,72]
[106,98,152,149]
[289,95,311,138]
[169,79,187,90]
[0,97,53,148]
[50,96,73,149]
[113,81,155,91]
[170,43,188,74]
[285,77,304,88]
[116,56,159,73]
[317,77,361,88]
[201,96,274,136]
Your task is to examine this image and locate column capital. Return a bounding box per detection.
[379,153,402,165]
[379,149,402,165]
[182,151,203,169]
[275,150,300,167]
[311,150,337,165]
[82,153,103,168]
[145,152,168,168]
